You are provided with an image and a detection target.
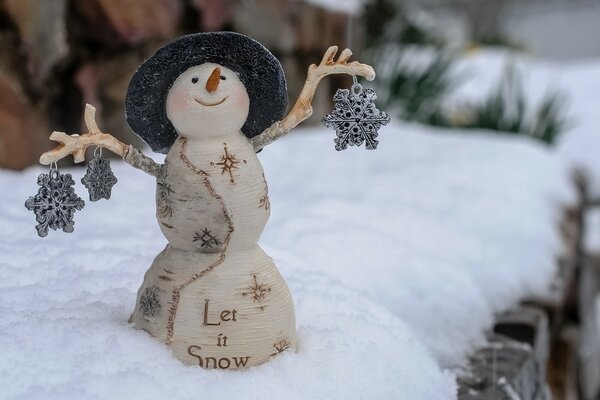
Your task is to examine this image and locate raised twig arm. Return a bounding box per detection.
[39,104,128,165]
[251,46,376,151]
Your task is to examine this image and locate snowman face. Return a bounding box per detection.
[166,63,250,139]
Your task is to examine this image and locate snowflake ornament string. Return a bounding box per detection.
[25,164,85,237]
[322,78,390,151]
[81,147,118,201]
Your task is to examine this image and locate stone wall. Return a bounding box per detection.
[457,181,600,400]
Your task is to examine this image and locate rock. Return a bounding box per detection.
[0,6,49,169]
[68,49,159,151]
[71,0,182,46]
[1,0,69,88]
[494,306,550,386]
[0,72,49,169]
[547,326,579,400]
[522,253,578,337]
[190,0,234,31]
[578,256,600,399]
[457,334,550,400]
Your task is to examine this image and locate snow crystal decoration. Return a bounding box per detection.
[81,152,117,201]
[139,286,161,317]
[193,228,221,250]
[322,82,390,151]
[25,168,85,237]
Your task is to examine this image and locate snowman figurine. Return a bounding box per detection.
[40,32,375,369]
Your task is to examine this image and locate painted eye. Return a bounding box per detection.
[220,76,226,81]
[191,77,199,84]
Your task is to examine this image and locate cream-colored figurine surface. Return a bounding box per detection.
[40,32,375,369]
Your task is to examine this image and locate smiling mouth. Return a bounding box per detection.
[194,97,228,107]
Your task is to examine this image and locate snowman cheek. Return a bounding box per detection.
[167,87,193,117]
[231,87,250,110]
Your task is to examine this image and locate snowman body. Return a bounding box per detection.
[129,63,296,368]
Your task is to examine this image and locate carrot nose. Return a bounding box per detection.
[205,67,221,93]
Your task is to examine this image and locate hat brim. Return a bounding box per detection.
[125,32,288,154]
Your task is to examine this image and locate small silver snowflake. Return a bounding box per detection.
[81,155,117,201]
[25,169,85,237]
[322,84,390,151]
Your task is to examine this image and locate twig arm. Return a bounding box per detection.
[39,104,129,165]
[250,46,376,151]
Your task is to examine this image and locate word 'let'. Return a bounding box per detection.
[203,299,238,326]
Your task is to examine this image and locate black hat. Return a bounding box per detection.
[125,32,288,154]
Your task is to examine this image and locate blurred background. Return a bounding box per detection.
[1,0,599,170]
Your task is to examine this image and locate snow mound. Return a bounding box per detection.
[301,0,365,15]
[452,50,600,198]
[0,118,573,399]
[263,123,574,366]
[0,247,454,400]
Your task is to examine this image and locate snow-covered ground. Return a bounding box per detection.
[1,50,598,400]
[454,50,600,253]
[453,50,600,197]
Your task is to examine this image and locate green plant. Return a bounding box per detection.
[373,47,457,125]
[364,0,443,48]
[363,2,567,145]
[458,65,567,145]
[529,94,567,144]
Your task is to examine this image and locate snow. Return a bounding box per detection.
[263,124,574,367]
[450,49,600,255]
[451,50,600,198]
[299,0,365,15]
[0,113,574,398]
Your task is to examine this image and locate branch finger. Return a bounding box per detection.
[39,104,128,165]
[84,104,100,135]
[321,46,338,66]
[337,48,352,64]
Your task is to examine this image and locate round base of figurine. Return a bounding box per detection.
[130,244,296,369]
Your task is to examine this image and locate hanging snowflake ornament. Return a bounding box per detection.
[322,79,390,151]
[25,166,85,237]
[81,148,118,201]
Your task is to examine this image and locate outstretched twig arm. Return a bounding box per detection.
[124,146,163,177]
[40,104,162,177]
[251,46,375,151]
[40,104,128,164]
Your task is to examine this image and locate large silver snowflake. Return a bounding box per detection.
[25,170,85,237]
[81,155,117,201]
[322,84,390,151]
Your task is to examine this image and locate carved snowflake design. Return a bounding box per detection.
[258,173,270,211]
[81,155,117,201]
[322,84,390,151]
[193,228,221,249]
[270,339,291,356]
[242,274,271,302]
[211,144,244,183]
[156,168,174,218]
[25,169,85,237]
[139,286,160,317]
